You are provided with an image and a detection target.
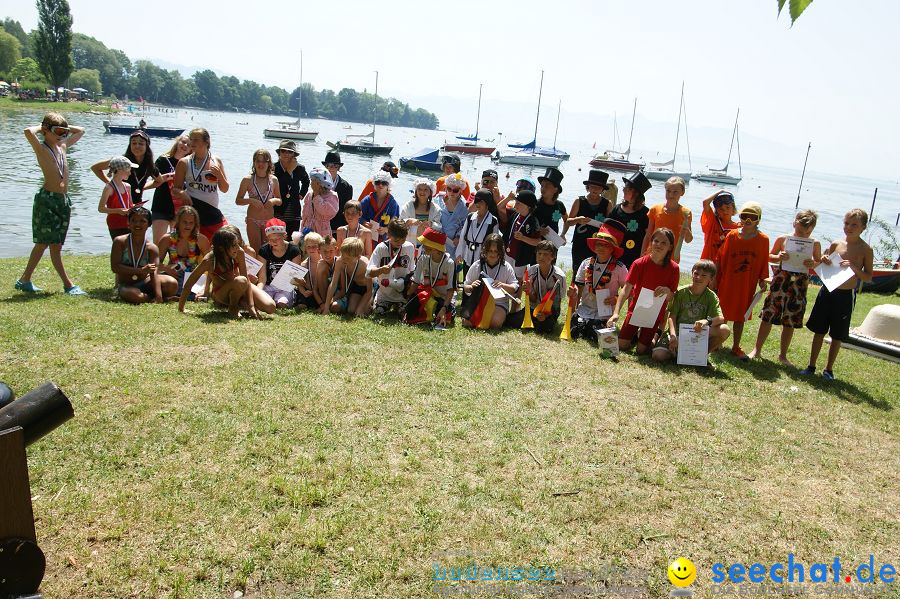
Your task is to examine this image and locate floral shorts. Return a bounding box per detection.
[32,188,71,244]
[760,269,810,328]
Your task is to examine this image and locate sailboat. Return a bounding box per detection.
[331,71,393,155]
[264,52,318,141]
[498,71,564,168]
[646,83,692,181]
[693,108,742,185]
[505,100,569,160]
[443,84,496,155]
[590,98,644,172]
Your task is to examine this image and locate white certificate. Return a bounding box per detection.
[243,252,264,277]
[481,277,507,301]
[596,327,620,357]
[190,273,207,296]
[815,257,854,292]
[677,323,709,366]
[587,218,604,228]
[270,262,308,292]
[594,288,613,319]
[629,287,665,328]
[782,236,815,274]
[543,228,566,248]
[743,290,765,320]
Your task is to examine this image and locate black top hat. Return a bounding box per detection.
[582,169,610,190]
[514,190,538,209]
[276,139,300,155]
[441,154,461,167]
[322,151,343,167]
[538,167,564,191]
[482,169,498,180]
[622,171,652,196]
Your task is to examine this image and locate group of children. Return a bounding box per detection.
[15,113,876,380]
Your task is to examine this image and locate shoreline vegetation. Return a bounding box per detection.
[0,255,897,597]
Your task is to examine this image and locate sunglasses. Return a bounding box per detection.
[374,181,389,187]
[446,188,462,194]
[739,214,760,222]
[51,126,70,137]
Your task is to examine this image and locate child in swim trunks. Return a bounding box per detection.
[16,113,87,295]
[323,237,372,316]
[748,209,821,365]
[293,232,322,310]
[111,206,178,304]
[314,236,337,310]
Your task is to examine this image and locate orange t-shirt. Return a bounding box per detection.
[647,204,691,260]
[700,208,740,260]
[357,179,376,202]
[715,229,770,321]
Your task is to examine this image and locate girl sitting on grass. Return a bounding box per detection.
[461,233,519,330]
[111,206,178,304]
[179,228,275,318]
[157,206,210,297]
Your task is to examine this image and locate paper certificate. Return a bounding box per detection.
[594,288,613,319]
[743,290,765,320]
[596,327,620,357]
[629,287,665,328]
[270,262,308,292]
[677,323,709,366]
[190,273,207,296]
[481,277,507,301]
[815,257,854,292]
[243,252,264,278]
[586,218,604,228]
[782,236,815,274]
[543,228,566,248]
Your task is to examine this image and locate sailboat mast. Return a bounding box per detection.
[724,108,739,172]
[298,51,303,121]
[736,116,742,178]
[474,83,482,142]
[625,97,637,159]
[672,82,683,162]
[532,70,544,155]
[373,70,379,140]
[552,100,561,151]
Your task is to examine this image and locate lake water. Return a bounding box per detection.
[1,106,898,271]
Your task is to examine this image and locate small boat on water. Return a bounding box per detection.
[399,148,442,172]
[442,84,496,155]
[103,120,184,138]
[498,71,564,168]
[693,108,742,186]
[646,82,692,182]
[329,71,392,155]
[589,98,643,172]
[263,52,318,142]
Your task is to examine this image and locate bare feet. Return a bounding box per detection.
[747,349,761,360]
[228,305,241,318]
[778,356,795,367]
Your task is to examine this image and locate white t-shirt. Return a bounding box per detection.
[522,263,566,314]
[367,240,416,304]
[464,259,518,311]
[573,257,628,320]
[455,211,500,265]
[413,252,455,298]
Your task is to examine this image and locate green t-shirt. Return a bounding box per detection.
[669,285,721,325]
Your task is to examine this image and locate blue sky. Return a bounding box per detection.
[5,0,899,180]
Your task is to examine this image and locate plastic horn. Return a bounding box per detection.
[521,269,534,329]
[559,288,575,341]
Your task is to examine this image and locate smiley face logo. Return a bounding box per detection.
[668,558,696,587]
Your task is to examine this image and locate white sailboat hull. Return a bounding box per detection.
[497,153,564,167]
[693,172,741,185]
[645,168,692,181]
[263,126,318,141]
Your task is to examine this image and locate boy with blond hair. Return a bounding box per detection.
[16,113,87,295]
[800,209,873,381]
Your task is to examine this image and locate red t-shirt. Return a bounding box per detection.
[625,254,680,325]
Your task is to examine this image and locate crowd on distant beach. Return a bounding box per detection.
[13,113,876,378]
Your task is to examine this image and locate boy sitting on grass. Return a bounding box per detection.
[652,259,730,368]
[367,218,416,316]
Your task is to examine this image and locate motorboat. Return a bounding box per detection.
[103,120,184,138]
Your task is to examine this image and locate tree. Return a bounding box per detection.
[10,57,44,83]
[69,67,101,93]
[778,0,814,23]
[193,69,222,108]
[1,19,31,57]
[133,60,164,101]
[0,28,22,74]
[33,0,75,98]
[72,34,130,97]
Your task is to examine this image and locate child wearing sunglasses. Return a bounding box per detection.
[16,113,87,295]
[714,202,770,361]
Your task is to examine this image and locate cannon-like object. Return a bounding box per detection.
[0,382,74,598]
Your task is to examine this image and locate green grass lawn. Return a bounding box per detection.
[1,256,898,598]
[0,96,115,113]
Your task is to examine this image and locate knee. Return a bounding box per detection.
[233,275,249,288]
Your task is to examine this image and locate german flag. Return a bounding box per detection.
[459,279,495,329]
[533,287,557,318]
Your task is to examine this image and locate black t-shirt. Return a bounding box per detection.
[127,160,159,205]
[273,162,310,222]
[533,199,567,232]
[609,204,649,269]
[329,176,354,232]
[150,156,178,218]
[504,212,540,267]
[259,242,301,285]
